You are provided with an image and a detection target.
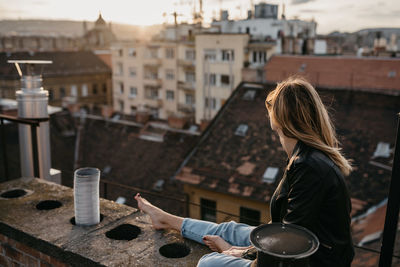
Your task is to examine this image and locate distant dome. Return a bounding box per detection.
[95,13,106,26]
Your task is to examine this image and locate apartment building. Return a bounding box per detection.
[195,33,249,124]
[0,51,112,108]
[112,24,200,121]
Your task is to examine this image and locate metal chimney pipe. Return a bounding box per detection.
[9,60,52,180]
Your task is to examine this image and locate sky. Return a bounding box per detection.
[1,0,400,34]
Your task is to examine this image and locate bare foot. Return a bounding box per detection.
[134,193,169,230]
[202,235,232,253]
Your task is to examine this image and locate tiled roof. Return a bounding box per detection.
[176,82,400,210]
[75,116,199,214]
[265,55,400,93]
[0,51,111,80]
[351,200,400,267]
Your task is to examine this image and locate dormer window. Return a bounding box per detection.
[235,124,248,136]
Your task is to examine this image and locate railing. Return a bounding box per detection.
[0,114,46,179]
[379,113,400,267]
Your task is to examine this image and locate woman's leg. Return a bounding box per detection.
[135,193,184,231]
[181,218,254,246]
[135,194,254,246]
[197,252,252,267]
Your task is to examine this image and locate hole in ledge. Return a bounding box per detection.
[36,200,62,210]
[105,224,141,241]
[70,214,104,225]
[0,189,27,199]
[159,242,191,258]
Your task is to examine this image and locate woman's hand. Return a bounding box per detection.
[222,246,253,257]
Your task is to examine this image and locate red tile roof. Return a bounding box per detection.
[265,55,400,93]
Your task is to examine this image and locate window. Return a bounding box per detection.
[70,85,77,97]
[252,51,267,64]
[205,73,216,86]
[129,67,137,77]
[166,69,175,80]
[185,72,195,83]
[93,84,98,95]
[145,87,159,99]
[128,48,136,57]
[130,87,137,98]
[221,49,234,61]
[185,94,194,105]
[185,49,195,60]
[262,167,279,183]
[118,49,123,57]
[119,100,124,112]
[60,87,66,98]
[201,198,216,222]
[118,82,124,94]
[150,107,159,118]
[102,83,107,93]
[221,75,231,86]
[82,84,88,97]
[166,90,174,101]
[145,69,158,80]
[204,49,216,61]
[235,124,248,136]
[165,48,174,59]
[240,207,260,226]
[147,48,158,58]
[116,62,123,75]
[205,97,217,109]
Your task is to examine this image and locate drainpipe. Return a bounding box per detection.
[9,60,52,180]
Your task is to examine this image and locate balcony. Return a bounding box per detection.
[0,177,210,266]
[178,103,195,114]
[143,57,161,67]
[144,77,162,87]
[178,80,196,91]
[178,59,196,69]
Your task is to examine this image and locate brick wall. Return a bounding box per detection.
[0,233,68,267]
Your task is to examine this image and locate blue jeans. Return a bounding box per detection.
[181,218,255,267]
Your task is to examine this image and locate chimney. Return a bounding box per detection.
[9,60,53,181]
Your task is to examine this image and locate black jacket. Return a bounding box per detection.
[270,141,354,267]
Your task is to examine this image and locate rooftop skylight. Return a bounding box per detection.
[372,142,391,158]
[243,90,256,100]
[262,167,279,183]
[299,63,307,72]
[388,70,396,78]
[235,124,248,136]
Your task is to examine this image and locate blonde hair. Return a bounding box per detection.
[265,76,352,176]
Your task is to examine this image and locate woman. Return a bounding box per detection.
[135,77,354,267]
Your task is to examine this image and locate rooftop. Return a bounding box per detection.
[176,81,400,212]
[265,55,400,94]
[0,51,111,80]
[0,177,210,266]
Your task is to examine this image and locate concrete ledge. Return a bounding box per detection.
[0,178,210,266]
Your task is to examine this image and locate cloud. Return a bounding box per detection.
[291,0,315,5]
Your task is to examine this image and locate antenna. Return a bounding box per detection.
[7,60,52,77]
